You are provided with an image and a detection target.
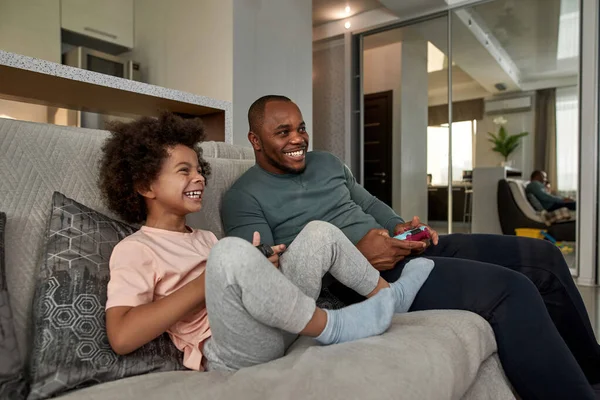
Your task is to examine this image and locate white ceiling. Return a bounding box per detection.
[312,0,384,26]
[378,0,450,18]
[362,0,579,101]
[472,0,579,82]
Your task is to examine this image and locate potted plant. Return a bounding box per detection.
[487,116,528,167]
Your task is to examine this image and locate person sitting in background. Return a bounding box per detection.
[526,170,576,211]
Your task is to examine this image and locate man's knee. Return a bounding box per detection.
[525,237,569,274]
[507,270,539,296]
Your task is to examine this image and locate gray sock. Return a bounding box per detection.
[315,288,395,345]
[390,258,435,313]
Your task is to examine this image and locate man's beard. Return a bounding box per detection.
[265,152,306,174]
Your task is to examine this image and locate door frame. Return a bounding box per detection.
[363,90,394,206]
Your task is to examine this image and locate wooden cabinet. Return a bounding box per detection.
[61,0,134,48]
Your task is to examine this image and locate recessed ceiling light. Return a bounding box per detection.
[344,21,351,29]
[345,5,351,14]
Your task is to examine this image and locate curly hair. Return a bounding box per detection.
[98,112,211,224]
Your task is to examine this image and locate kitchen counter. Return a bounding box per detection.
[0,50,232,142]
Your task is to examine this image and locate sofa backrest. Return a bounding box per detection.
[505,179,543,222]
[0,118,254,360]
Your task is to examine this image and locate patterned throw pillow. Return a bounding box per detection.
[28,193,186,400]
[0,212,28,399]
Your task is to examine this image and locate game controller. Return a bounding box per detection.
[393,226,430,242]
[255,243,275,258]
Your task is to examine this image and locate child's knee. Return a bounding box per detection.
[302,221,345,243]
[208,237,258,271]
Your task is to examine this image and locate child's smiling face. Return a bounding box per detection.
[142,144,206,219]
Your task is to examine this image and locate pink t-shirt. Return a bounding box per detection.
[106,225,218,370]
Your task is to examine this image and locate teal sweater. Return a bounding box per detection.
[222,151,404,246]
[525,180,564,210]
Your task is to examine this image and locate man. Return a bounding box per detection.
[222,95,599,399]
[526,170,576,211]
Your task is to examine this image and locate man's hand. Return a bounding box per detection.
[356,228,426,271]
[394,216,439,254]
[252,232,286,268]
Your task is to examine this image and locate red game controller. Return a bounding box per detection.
[393,226,430,242]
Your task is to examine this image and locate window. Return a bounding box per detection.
[555,86,579,193]
[557,0,580,60]
[427,120,475,186]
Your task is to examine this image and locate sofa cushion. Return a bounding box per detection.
[0,119,116,359]
[0,212,27,399]
[56,310,508,400]
[28,193,185,400]
[200,142,255,160]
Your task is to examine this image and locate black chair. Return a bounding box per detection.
[497,179,576,242]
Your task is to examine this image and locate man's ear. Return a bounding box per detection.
[248,131,261,151]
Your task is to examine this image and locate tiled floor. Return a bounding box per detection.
[579,285,600,337]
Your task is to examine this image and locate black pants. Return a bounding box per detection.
[329,234,598,400]
[548,200,577,211]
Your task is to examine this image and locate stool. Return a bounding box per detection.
[463,188,473,232]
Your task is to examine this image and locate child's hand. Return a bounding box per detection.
[268,244,286,268]
[252,231,286,268]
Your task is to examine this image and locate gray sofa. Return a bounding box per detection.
[0,118,515,399]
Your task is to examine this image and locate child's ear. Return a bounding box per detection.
[136,184,156,199]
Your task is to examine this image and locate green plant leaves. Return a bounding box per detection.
[487,128,528,160]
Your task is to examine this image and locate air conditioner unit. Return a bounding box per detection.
[484,95,533,115]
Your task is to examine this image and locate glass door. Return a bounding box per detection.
[361,15,450,231]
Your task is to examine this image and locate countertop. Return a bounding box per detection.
[0,50,232,143]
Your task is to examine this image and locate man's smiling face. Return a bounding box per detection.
[251,101,309,175]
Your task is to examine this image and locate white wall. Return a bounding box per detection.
[313,38,346,161]
[399,40,429,221]
[363,41,428,220]
[232,0,313,146]
[0,99,49,123]
[132,0,233,102]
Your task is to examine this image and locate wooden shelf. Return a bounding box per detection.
[0,51,231,142]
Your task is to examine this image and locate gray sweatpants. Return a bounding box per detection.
[202,221,381,371]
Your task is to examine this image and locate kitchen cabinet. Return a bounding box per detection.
[427,186,471,222]
[61,0,134,49]
[0,0,60,63]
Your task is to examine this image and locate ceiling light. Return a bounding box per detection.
[344,21,351,29]
[345,5,351,14]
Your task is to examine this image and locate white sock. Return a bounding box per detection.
[390,258,435,313]
[315,288,395,345]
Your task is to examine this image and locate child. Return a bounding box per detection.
[99,112,434,372]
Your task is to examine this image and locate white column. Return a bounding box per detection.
[577,0,599,286]
[232,0,313,147]
[397,39,429,221]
